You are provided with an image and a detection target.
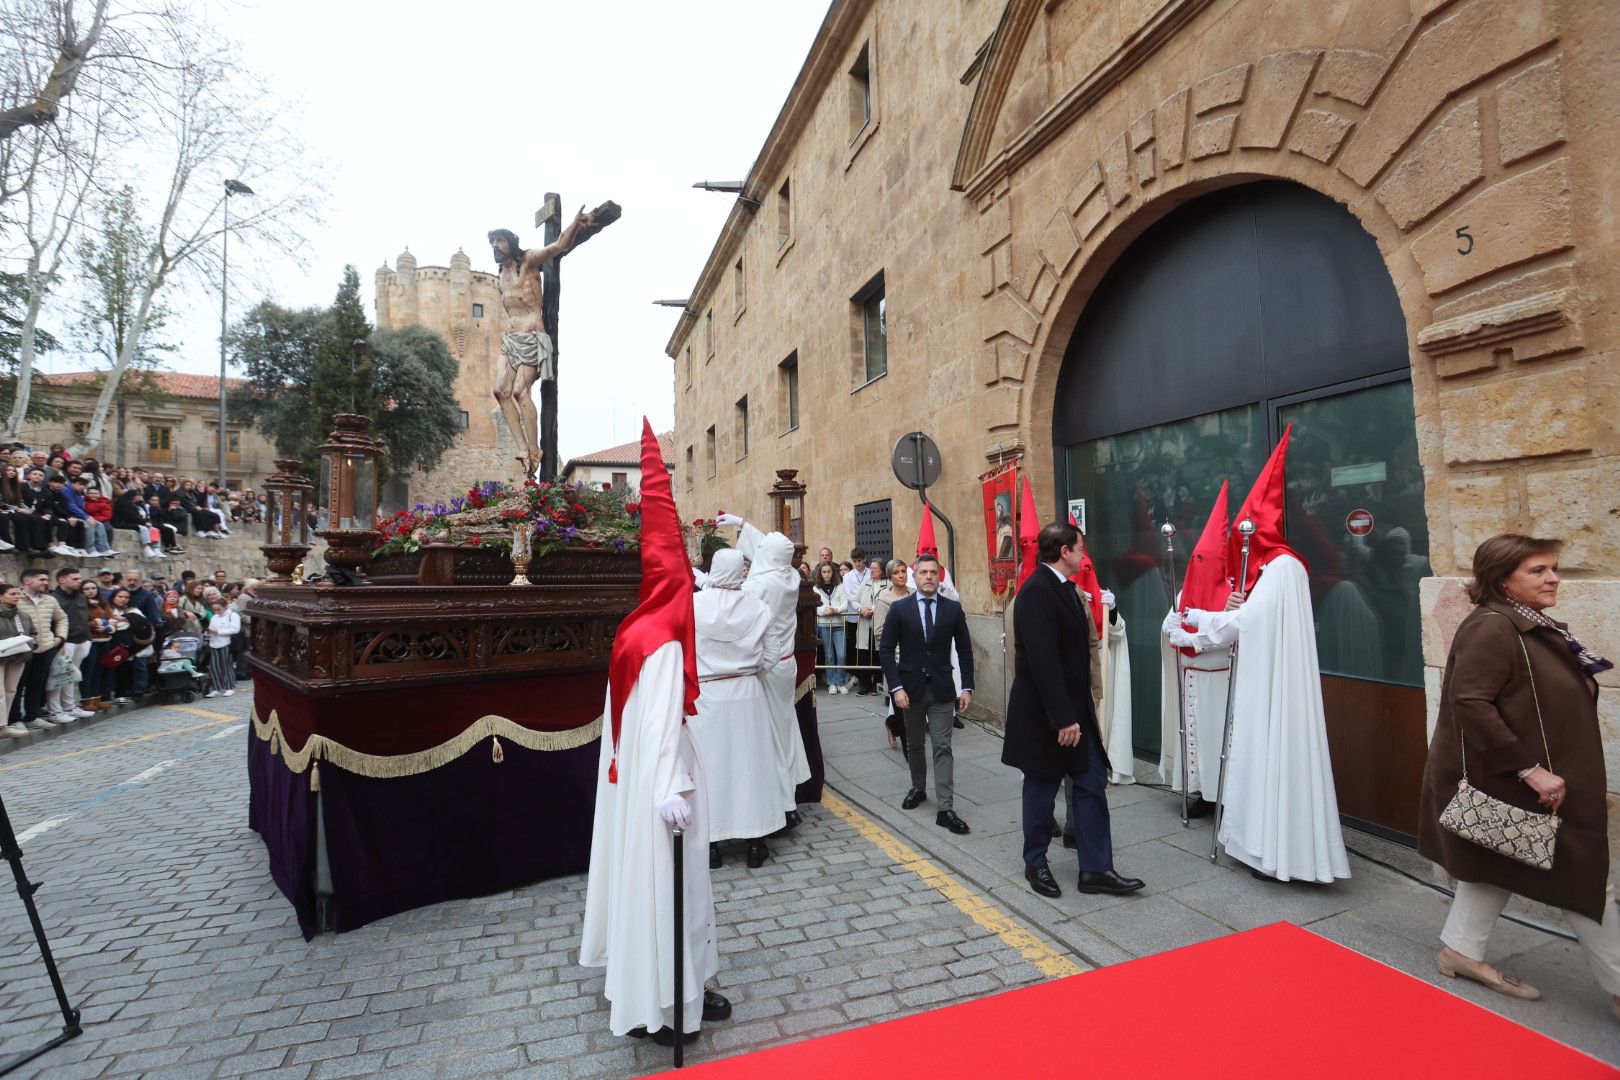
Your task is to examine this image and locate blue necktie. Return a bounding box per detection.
[922,597,935,643]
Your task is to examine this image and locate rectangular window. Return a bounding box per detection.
[733,257,745,317]
[853,499,894,568]
[146,425,174,464]
[779,352,799,432]
[685,346,693,390]
[705,426,717,479]
[226,430,241,454]
[458,410,470,430]
[777,178,792,248]
[705,309,714,359]
[849,43,872,143]
[472,303,484,319]
[611,471,628,489]
[734,395,749,460]
[71,421,89,443]
[855,272,887,385]
[685,446,694,492]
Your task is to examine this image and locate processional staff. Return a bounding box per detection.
[671,824,685,1069]
[1159,522,1191,827]
[1210,518,1255,864]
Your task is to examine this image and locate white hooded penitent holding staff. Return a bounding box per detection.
[581,421,731,1045]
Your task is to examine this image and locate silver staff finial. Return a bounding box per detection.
[1237,519,1257,537]
[1160,522,1177,539]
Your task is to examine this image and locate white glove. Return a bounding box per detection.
[1100,589,1115,609]
[1182,608,1208,630]
[658,795,692,830]
[714,513,743,527]
[1167,627,1199,651]
[692,567,709,588]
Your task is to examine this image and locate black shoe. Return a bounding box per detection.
[709,843,722,870]
[702,990,731,1022]
[1025,864,1061,898]
[1187,797,1214,819]
[953,715,966,729]
[901,788,926,810]
[630,1026,699,1047]
[746,841,768,869]
[1050,821,1063,839]
[1076,870,1145,896]
[935,810,970,835]
[1062,830,1076,850]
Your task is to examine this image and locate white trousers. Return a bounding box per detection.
[1442,880,1620,995]
[50,640,91,713]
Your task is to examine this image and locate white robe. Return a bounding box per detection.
[1100,611,1135,785]
[688,586,779,842]
[1179,555,1350,883]
[1158,594,1230,798]
[737,523,811,808]
[580,642,718,1035]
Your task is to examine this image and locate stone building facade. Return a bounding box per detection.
[24,371,277,490]
[669,0,1619,841]
[559,432,676,493]
[374,249,518,503]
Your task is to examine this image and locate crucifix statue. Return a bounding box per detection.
[488,193,620,480]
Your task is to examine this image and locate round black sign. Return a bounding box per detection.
[891,432,942,490]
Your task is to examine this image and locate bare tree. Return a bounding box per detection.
[73,19,325,454]
[0,0,113,143]
[0,80,110,438]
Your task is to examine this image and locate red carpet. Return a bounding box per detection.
[654,923,1615,1078]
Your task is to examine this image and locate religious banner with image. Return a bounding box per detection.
[978,457,1020,599]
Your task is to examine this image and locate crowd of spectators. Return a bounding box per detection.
[0,441,267,560]
[0,563,258,737]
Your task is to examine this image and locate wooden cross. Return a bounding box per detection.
[534,193,622,482]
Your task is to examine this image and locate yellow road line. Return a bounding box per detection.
[161,705,238,722]
[820,790,1082,979]
[0,716,237,772]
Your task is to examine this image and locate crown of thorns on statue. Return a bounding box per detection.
[488,228,522,260]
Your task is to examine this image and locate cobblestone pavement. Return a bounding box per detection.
[0,685,1612,1079]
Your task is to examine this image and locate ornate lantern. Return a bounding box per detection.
[315,413,384,574]
[261,458,313,582]
[768,469,806,548]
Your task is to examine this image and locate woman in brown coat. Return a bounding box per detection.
[1418,534,1615,1014]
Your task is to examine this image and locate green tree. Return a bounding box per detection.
[307,266,372,436]
[367,325,460,477]
[228,300,325,468]
[0,270,63,423]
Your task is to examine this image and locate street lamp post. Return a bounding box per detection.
[219,178,254,491]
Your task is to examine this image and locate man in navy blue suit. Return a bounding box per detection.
[1004,521,1144,899]
[880,553,975,834]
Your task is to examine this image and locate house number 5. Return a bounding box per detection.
[1455,226,1474,255]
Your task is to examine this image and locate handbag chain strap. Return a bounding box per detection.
[1457,612,1555,802]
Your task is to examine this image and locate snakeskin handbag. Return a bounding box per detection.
[1438,616,1559,871]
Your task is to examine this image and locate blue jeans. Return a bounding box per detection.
[816,625,847,686]
[1021,739,1113,874]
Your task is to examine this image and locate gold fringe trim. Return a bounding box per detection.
[795,674,816,704]
[251,706,602,785]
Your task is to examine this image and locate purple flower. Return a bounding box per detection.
[413,502,425,511]
[611,538,626,554]
[432,502,447,516]
[564,526,577,541]
[536,518,551,532]
[574,481,584,490]
[449,496,467,512]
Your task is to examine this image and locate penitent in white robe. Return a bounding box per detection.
[688,584,780,842]
[737,523,811,808]
[1178,555,1350,883]
[580,642,718,1036]
[1158,593,1230,799]
[1099,610,1136,785]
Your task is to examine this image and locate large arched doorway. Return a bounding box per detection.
[1053,180,1429,839]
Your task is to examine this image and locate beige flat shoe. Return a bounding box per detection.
[1437,946,1542,1001]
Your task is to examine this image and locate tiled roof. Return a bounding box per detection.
[562,432,676,472]
[37,371,251,400]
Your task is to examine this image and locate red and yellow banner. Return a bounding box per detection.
[978,457,1020,599]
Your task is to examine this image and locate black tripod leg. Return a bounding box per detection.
[0,793,82,1076]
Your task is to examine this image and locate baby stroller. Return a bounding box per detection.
[155,632,210,703]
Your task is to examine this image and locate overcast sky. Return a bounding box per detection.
[39,0,828,462]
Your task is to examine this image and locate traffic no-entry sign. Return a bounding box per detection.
[1346,509,1374,536]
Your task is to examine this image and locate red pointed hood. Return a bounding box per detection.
[1180,481,1231,614]
[606,420,699,783]
[1016,474,1040,589]
[1229,424,1304,592]
[1068,514,1104,635]
[916,502,938,557]
[1112,486,1160,589]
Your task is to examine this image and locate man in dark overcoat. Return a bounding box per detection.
[1004,521,1144,899]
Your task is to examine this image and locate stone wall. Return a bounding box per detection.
[668,0,1619,832]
